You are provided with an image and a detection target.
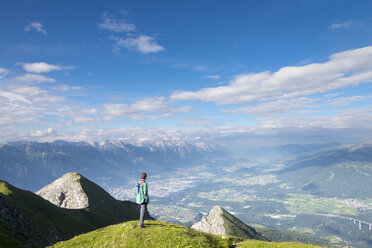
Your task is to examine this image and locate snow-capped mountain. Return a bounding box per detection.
[0,140,225,191]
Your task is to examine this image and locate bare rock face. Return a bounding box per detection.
[191,206,226,235]
[36,172,89,209]
[191,205,268,241]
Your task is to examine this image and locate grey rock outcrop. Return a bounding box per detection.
[36,172,89,209]
[192,205,268,241]
[192,206,226,235]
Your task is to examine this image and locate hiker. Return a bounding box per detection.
[135,172,149,228]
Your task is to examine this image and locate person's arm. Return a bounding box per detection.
[135,183,139,197]
[141,182,147,196]
[142,182,149,202]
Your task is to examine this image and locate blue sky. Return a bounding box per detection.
[1,0,372,146]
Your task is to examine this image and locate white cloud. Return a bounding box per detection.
[19,62,74,73]
[72,116,94,123]
[99,12,164,54]
[326,95,368,107]
[102,103,145,120]
[13,74,55,83]
[225,97,316,115]
[25,21,47,35]
[148,113,173,120]
[102,97,191,120]
[52,84,81,92]
[258,107,372,129]
[205,75,220,79]
[7,85,44,97]
[131,97,169,112]
[325,93,339,98]
[31,128,55,137]
[131,97,192,113]
[33,96,65,103]
[0,80,73,127]
[103,103,133,116]
[116,35,165,54]
[330,21,359,30]
[98,12,136,32]
[0,67,9,78]
[19,115,370,145]
[0,92,41,127]
[194,65,209,71]
[171,46,372,105]
[0,90,31,104]
[0,113,39,127]
[58,105,101,124]
[180,117,220,127]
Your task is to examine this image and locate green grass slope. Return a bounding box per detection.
[219,207,268,241]
[237,239,325,248]
[254,227,330,247]
[50,220,231,248]
[49,220,325,248]
[0,179,138,248]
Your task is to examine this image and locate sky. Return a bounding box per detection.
[1,0,372,147]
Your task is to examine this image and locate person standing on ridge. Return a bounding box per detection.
[135,172,149,228]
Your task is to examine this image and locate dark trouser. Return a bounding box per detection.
[139,202,148,228]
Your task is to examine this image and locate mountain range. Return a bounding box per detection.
[0,140,223,191]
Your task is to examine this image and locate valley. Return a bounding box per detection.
[1,141,372,247]
[104,144,372,248]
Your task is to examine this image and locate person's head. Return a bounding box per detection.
[141,172,147,180]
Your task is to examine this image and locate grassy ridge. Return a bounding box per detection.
[49,220,325,248]
[0,181,97,238]
[219,207,268,241]
[50,220,232,248]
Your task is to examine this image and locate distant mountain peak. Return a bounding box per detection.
[36,172,89,209]
[192,205,267,241]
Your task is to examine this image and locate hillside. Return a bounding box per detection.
[254,227,330,247]
[49,220,325,248]
[237,239,325,248]
[277,143,372,198]
[36,172,142,225]
[0,175,138,247]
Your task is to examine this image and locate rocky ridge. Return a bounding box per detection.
[36,172,89,209]
[192,205,268,241]
[192,206,227,235]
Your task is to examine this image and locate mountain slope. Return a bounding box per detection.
[253,227,330,247]
[36,172,142,226]
[0,175,139,247]
[192,206,268,241]
[277,143,372,198]
[49,220,324,248]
